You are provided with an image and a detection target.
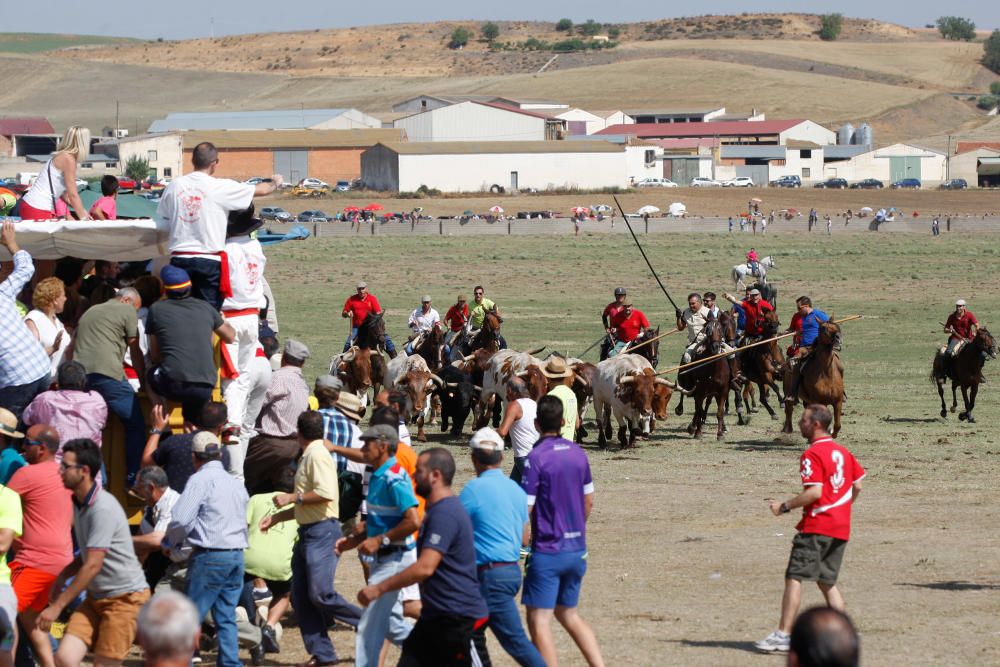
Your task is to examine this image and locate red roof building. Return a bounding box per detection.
[0,117,55,137]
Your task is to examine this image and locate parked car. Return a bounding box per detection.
[335,180,351,192]
[117,177,138,191]
[244,176,268,185]
[850,178,883,190]
[769,175,801,188]
[814,178,848,189]
[891,178,921,189]
[722,176,755,188]
[260,206,293,222]
[939,178,968,190]
[690,177,722,187]
[297,209,330,222]
[635,177,679,188]
[298,178,330,189]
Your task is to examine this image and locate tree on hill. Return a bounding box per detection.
[481,22,499,42]
[984,30,1000,74]
[937,16,976,41]
[579,19,601,37]
[124,155,149,182]
[449,27,470,49]
[555,18,573,32]
[819,14,843,41]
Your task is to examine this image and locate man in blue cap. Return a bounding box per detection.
[146,265,236,421]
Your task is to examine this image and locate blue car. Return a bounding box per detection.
[891,178,921,189]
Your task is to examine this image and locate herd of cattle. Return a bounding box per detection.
[329,343,685,448]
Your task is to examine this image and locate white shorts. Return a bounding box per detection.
[399,549,420,602]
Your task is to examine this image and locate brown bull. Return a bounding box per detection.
[391,356,444,442]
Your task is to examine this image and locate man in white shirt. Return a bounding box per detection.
[220,207,268,477]
[404,295,440,355]
[156,142,281,309]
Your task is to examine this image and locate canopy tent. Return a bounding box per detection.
[0,220,166,261]
[636,205,660,215]
[77,189,158,219]
[668,202,687,217]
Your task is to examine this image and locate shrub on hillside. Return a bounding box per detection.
[937,16,976,41]
[449,27,470,49]
[985,30,1000,74]
[977,95,999,110]
[991,82,1000,96]
[579,19,601,37]
[555,18,573,32]
[481,22,499,42]
[819,14,843,41]
[607,26,621,39]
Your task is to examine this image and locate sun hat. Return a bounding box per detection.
[356,281,367,289]
[469,427,504,452]
[0,409,23,439]
[540,356,573,379]
[334,392,364,421]
[749,288,761,296]
[621,297,633,307]
[226,204,263,237]
[421,295,432,303]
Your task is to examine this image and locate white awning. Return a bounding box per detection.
[0,220,167,261]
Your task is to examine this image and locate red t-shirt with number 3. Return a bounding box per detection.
[797,437,865,541]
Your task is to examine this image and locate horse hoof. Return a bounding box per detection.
[968,416,976,423]
[717,433,725,441]
[770,414,779,421]
[686,425,695,435]
[675,405,684,416]
[940,409,947,418]
[742,415,751,426]
[782,427,792,434]
[950,406,956,413]
[749,407,759,414]
[959,412,967,421]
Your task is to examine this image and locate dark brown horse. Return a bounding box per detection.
[933,328,996,423]
[413,322,444,372]
[740,308,785,420]
[355,312,389,393]
[470,308,503,354]
[685,311,745,439]
[623,326,660,368]
[783,318,845,436]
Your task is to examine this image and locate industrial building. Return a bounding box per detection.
[948,147,1000,188]
[148,108,382,133]
[393,102,568,142]
[597,119,836,146]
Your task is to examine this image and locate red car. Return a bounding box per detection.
[117,177,137,191]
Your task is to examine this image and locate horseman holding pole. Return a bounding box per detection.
[723,288,774,345]
[784,296,830,404]
[676,293,711,369]
[610,298,650,356]
[600,287,628,360]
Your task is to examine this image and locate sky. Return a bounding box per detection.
[3,1,998,40]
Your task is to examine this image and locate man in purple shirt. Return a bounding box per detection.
[521,395,605,667]
[23,361,108,458]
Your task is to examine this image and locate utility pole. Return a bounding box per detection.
[946,135,952,181]
[115,100,120,138]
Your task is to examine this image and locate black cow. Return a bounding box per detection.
[435,364,476,437]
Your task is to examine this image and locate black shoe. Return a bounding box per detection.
[261,624,280,654]
[250,642,265,666]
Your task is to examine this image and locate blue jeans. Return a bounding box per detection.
[479,564,545,667]
[0,373,49,424]
[86,373,146,483]
[292,519,362,663]
[187,549,244,667]
[355,549,413,667]
[510,457,527,485]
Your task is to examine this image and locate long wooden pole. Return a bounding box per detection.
[622,327,684,354]
[655,315,863,377]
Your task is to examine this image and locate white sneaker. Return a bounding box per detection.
[754,630,790,652]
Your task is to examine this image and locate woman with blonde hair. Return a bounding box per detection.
[20,126,93,221]
[25,277,70,376]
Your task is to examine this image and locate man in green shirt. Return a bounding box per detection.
[469,285,507,350]
[540,357,579,442]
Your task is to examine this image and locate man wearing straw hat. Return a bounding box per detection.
[540,357,579,443]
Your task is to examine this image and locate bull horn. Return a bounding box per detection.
[655,378,676,388]
[343,348,356,362]
[620,376,635,384]
[574,375,590,387]
[463,353,476,362]
[446,382,460,388]
[527,346,546,355]
[472,385,483,393]
[430,374,444,386]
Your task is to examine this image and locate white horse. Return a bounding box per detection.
[731,256,777,290]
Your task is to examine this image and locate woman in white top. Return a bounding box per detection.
[24,277,69,377]
[20,126,93,221]
[496,377,540,484]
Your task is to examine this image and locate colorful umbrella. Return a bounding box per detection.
[636,205,660,215]
[489,206,504,214]
[571,206,589,214]
[591,204,612,213]
[343,206,360,213]
[363,203,383,212]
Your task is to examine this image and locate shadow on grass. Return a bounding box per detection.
[881,417,942,424]
[732,439,799,452]
[897,580,1000,591]
[664,638,760,654]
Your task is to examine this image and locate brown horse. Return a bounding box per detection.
[740,309,785,420]
[685,311,745,439]
[412,323,444,372]
[471,307,503,354]
[783,318,845,436]
[932,328,997,423]
[623,326,660,368]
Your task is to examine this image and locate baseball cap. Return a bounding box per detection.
[315,374,343,392]
[956,299,966,306]
[360,424,398,444]
[283,339,311,360]
[160,265,192,293]
[614,287,626,296]
[191,431,221,455]
[421,295,432,303]
[749,288,761,296]
[0,408,24,439]
[469,427,504,452]
[356,281,367,290]
[622,297,633,306]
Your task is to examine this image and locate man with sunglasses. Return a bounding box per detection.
[157,142,283,309]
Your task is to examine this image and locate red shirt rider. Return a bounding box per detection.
[611,306,650,343]
[945,303,978,342]
[741,292,774,337]
[444,300,470,332]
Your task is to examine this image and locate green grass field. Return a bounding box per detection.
[0,33,137,53]
[258,228,1000,665]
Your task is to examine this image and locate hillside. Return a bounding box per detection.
[0,32,137,53]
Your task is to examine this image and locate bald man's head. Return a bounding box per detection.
[788,607,859,667]
[24,424,60,464]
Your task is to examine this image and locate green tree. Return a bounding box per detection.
[124,155,149,182]
[481,22,500,42]
[991,82,1000,96]
[819,13,843,41]
[977,95,999,110]
[985,30,1000,74]
[448,27,470,49]
[937,16,976,41]
[555,18,573,32]
[580,19,601,37]
[607,26,621,40]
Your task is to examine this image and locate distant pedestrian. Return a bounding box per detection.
[739,217,746,233]
[932,217,940,236]
[946,216,951,232]
[752,217,758,235]
[754,405,865,654]
[845,209,853,226]
[728,216,733,233]
[761,217,768,235]
[521,396,604,667]
[826,217,832,235]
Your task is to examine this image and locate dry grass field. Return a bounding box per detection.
[144,224,1000,667]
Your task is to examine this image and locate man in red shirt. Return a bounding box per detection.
[724,288,774,341]
[943,298,979,362]
[443,294,470,356]
[7,424,73,667]
[755,404,865,654]
[610,299,650,356]
[341,281,396,355]
[600,287,627,360]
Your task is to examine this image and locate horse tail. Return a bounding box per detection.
[731,267,740,285]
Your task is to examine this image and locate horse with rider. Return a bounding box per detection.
[933,298,996,423]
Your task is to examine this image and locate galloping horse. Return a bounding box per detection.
[732,255,777,291]
[932,327,996,423]
[740,308,785,420]
[782,318,845,436]
[685,312,745,439]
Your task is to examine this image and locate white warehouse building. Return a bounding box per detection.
[393,101,566,142]
[822,143,947,184]
[361,141,654,193]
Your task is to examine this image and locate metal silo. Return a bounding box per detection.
[856,123,873,147]
[838,123,855,146]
